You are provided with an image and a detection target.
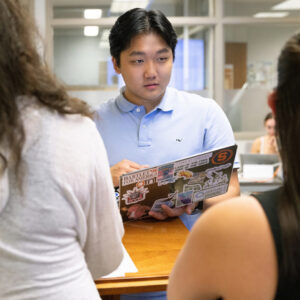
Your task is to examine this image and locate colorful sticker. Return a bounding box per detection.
[203,184,227,199]
[203,169,229,188]
[157,164,175,182]
[194,191,205,202]
[122,186,149,205]
[151,198,175,212]
[176,190,193,207]
[176,169,193,179]
[212,149,233,165]
[183,184,202,192]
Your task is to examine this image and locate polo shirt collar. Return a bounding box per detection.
[116,87,137,112]
[116,86,175,113]
[156,87,175,112]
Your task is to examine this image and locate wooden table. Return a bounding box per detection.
[96,217,189,299]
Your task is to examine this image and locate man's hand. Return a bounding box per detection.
[269,136,279,153]
[148,203,197,221]
[110,159,149,187]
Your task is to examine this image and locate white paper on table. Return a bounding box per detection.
[243,164,274,180]
[102,245,138,278]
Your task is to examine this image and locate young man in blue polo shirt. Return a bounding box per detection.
[95,7,240,300]
[95,8,239,219]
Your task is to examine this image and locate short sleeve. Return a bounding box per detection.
[203,100,239,168]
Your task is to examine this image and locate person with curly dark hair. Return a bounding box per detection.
[0,1,124,299]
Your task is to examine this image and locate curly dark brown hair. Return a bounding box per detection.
[0,0,92,176]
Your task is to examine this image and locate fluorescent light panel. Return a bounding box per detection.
[84,9,102,19]
[84,26,99,36]
[272,0,300,10]
[254,12,289,18]
[110,0,149,13]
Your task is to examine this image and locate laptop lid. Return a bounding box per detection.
[240,153,279,167]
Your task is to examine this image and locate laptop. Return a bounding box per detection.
[240,153,279,168]
[240,153,280,180]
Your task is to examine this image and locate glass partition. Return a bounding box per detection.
[225,0,300,18]
[52,0,210,18]
[224,23,300,132]
[53,25,212,96]
[53,27,113,88]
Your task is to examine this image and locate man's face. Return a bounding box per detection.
[112,33,173,112]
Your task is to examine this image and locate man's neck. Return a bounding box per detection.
[122,90,165,114]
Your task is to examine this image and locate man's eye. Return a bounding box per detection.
[132,59,144,64]
[157,57,168,62]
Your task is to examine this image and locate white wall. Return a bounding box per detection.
[225,87,271,132]
[225,24,300,131]
[225,24,299,71]
[68,89,119,109]
[54,35,111,86]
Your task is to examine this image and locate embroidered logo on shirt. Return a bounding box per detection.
[176,138,183,142]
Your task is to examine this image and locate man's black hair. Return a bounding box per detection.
[109,8,177,66]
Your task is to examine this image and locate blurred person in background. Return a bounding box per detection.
[251,112,278,154]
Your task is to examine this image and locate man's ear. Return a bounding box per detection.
[268,90,277,116]
[112,57,121,74]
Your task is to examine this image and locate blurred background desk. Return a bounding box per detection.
[239,177,283,194]
[96,217,189,299]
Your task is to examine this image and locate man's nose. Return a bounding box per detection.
[144,61,157,79]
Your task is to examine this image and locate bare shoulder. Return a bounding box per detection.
[197,195,270,234]
[251,137,261,153]
[168,196,278,300]
[191,195,277,267]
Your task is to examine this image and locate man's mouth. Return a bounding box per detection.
[144,83,159,89]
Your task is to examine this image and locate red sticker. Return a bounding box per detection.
[212,149,233,165]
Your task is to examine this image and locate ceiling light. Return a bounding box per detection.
[84,9,102,19]
[254,12,289,18]
[84,26,99,36]
[272,0,300,10]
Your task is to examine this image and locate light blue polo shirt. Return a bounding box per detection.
[95,86,237,168]
[95,87,238,228]
[95,86,238,300]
